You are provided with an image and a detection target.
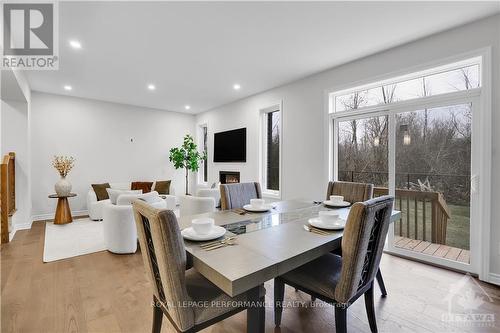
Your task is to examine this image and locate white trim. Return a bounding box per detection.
[259,101,283,199]
[330,57,481,112]
[324,48,488,105]
[331,88,481,119]
[488,273,500,286]
[325,47,492,279]
[477,47,492,282]
[8,209,90,241]
[196,122,209,187]
[31,209,89,222]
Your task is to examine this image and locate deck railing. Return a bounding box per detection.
[1,152,16,244]
[373,187,451,244]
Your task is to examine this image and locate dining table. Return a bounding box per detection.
[178,199,401,333]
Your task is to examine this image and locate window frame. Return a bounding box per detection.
[197,123,208,186]
[324,48,492,282]
[330,56,482,114]
[260,102,283,199]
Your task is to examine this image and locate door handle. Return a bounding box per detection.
[471,174,479,194]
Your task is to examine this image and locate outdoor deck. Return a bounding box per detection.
[394,236,470,264]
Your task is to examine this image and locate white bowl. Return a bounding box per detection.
[319,211,340,225]
[191,218,214,235]
[250,198,265,208]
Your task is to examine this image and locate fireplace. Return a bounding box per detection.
[219,171,240,184]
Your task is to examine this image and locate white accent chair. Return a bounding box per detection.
[196,188,221,208]
[179,195,216,217]
[87,182,176,220]
[102,191,166,254]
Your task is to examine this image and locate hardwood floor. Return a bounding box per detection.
[2,221,500,333]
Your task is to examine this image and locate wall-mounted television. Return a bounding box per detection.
[213,128,246,162]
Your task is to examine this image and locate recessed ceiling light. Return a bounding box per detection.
[69,40,82,49]
[233,83,241,90]
[184,105,191,110]
[147,84,156,91]
[63,85,72,91]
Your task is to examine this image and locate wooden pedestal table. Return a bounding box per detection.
[48,193,77,224]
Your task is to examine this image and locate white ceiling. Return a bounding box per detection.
[26,1,499,114]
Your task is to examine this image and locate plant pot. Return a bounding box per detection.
[55,176,72,196]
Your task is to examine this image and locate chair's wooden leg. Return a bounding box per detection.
[274,278,285,327]
[334,305,347,333]
[364,283,378,333]
[376,268,387,297]
[152,299,163,333]
[247,285,265,333]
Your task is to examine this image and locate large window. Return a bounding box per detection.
[331,58,480,113]
[329,55,486,273]
[198,124,208,184]
[261,105,281,196]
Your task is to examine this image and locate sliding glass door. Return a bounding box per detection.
[333,98,479,273]
[392,103,473,267]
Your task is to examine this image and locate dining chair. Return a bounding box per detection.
[132,199,265,333]
[219,182,262,210]
[326,180,374,203]
[179,195,216,217]
[274,195,394,333]
[326,181,387,297]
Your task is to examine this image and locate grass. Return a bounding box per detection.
[393,199,470,250]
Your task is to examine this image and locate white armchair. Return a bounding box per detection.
[87,182,176,220]
[179,195,216,217]
[102,191,166,254]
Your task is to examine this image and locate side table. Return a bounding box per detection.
[48,193,77,224]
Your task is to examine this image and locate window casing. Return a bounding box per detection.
[327,53,490,276]
[198,124,208,185]
[260,104,282,197]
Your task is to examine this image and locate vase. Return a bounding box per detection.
[55,176,72,196]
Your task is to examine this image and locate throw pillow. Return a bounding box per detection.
[154,180,171,194]
[107,188,142,205]
[131,181,154,193]
[92,183,111,201]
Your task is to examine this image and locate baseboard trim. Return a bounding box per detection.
[9,221,34,241]
[488,273,500,286]
[31,210,88,223]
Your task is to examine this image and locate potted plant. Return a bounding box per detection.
[52,155,75,196]
[169,135,206,195]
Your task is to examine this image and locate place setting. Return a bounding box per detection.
[304,210,347,236]
[323,195,351,208]
[234,199,274,214]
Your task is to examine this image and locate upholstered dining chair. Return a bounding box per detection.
[326,180,374,203]
[274,195,394,333]
[326,181,388,297]
[219,182,262,210]
[179,195,216,217]
[132,199,265,333]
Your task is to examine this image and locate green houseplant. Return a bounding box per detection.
[169,134,206,195]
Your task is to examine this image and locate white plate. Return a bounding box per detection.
[181,226,226,241]
[243,204,272,212]
[308,217,346,230]
[323,200,351,208]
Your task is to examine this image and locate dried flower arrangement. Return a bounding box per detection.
[52,155,75,177]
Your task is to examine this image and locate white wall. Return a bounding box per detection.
[196,15,500,276]
[31,92,195,217]
[1,100,30,229]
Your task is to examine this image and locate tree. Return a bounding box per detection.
[169,135,206,195]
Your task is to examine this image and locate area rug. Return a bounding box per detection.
[43,218,106,262]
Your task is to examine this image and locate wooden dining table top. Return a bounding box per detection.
[178,199,401,297]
